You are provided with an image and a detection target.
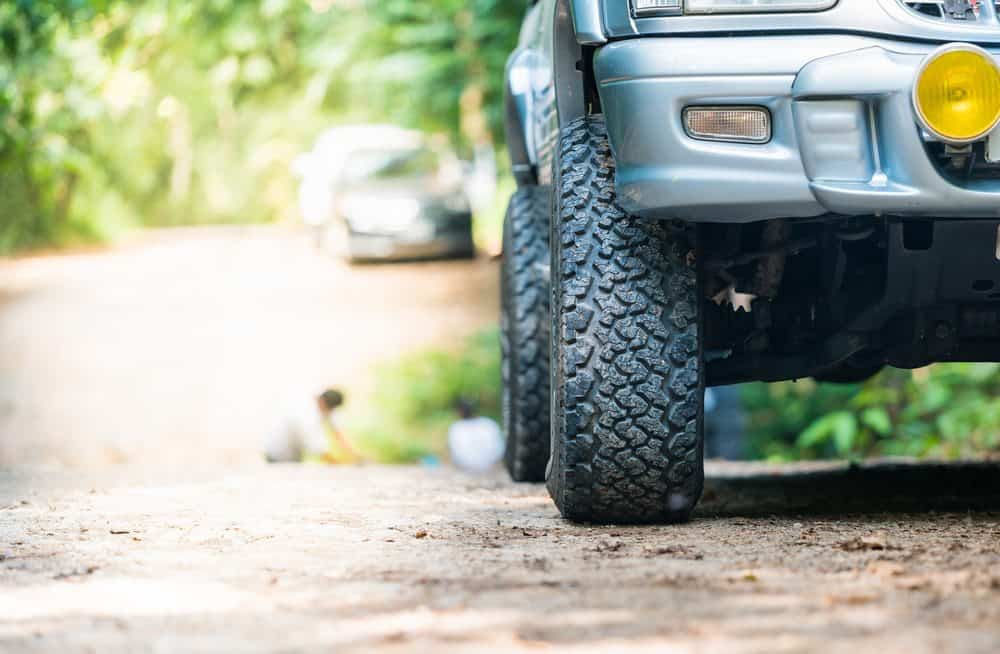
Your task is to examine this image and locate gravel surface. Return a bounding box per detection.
[1,464,999,653]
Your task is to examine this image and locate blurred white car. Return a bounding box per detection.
[294,125,475,262]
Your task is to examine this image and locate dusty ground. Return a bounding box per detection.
[0,464,998,653]
[2,227,999,653]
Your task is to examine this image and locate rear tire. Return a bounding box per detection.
[547,116,705,524]
[501,187,551,482]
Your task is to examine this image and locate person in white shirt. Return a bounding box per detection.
[264,388,361,463]
[447,398,504,474]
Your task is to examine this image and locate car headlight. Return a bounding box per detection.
[342,195,422,233]
[632,0,837,16]
[442,191,470,214]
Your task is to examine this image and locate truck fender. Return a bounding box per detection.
[505,49,538,186]
[554,0,587,130]
[569,0,605,46]
[506,0,604,186]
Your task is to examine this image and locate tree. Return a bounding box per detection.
[0,1,113,250]
[357,0,522,150]
[0,0,525,252]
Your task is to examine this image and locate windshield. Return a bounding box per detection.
[342,147,441,184]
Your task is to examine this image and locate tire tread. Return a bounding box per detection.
[547,116,704,523]
[502,186,552,482]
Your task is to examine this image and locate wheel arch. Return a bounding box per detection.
[506,0,603,187]
[568,0,605,46]
[554,0,591,130]
[504,49,537,187]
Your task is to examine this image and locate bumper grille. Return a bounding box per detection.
[903,1,1000,22]
[925,140,1000,180]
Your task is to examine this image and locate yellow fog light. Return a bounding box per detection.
[914,44,1000,144]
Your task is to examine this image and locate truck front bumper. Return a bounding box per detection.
[595,35,1000,222]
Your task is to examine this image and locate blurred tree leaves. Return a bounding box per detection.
[359,337,1000,464]
[1,0,521,252]
[0,0,111,250]
[745,364,1000,461]
[350,328,502,462]
[358,0,522,145]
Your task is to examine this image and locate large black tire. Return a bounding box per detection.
[547,116,705,524]
[501,187,551,482]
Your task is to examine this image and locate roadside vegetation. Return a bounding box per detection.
[355,330,1000,463]
[350,329,501,463]
[1,1,520,253]
[744,364,1000,461]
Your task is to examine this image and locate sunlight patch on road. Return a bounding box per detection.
[0,578,253,620]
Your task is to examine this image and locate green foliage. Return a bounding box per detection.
[355,334,1000,464]
[1,0,522,253]
[358,0,522,147]
[744,364,1000,461]
[0,0,113,250]
[349,328,501,463]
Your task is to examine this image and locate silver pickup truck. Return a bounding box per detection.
[500,0,1000,523]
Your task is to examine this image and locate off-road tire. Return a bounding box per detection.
[501,187,551,482]
[547,116,705,524]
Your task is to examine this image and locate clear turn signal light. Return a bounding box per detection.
[682,106,772,144]
[633,0,682,14]
[632,0,836,15]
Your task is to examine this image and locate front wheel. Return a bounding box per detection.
[547,116,705,524]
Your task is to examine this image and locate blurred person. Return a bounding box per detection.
[447,398,504,474]
[264,388,362,464]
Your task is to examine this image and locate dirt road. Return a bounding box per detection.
[0,226,498,468]
[1,464,998,653]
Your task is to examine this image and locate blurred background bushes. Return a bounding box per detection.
[350,328,501,463]
[744,364,1000,462]
[349,329,1000,462]
[0,0,521,253]
[350,328,1000,462]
